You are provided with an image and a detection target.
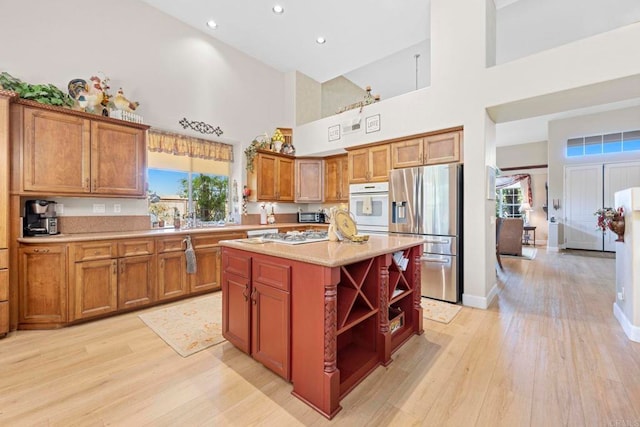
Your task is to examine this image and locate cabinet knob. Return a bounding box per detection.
[33,248,50,253]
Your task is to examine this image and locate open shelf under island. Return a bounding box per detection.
[219,234,426,419]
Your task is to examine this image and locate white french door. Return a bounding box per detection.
[565,161,640,251]
[565,165,603,250]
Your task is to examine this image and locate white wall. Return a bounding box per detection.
[0,0,287,217]
[548,105,640,247]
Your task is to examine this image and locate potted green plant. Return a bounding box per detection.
[0,72,74,107]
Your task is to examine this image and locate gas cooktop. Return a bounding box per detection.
[261,230,329,245]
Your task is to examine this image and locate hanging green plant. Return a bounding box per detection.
[0,71,74,107]
[244,134,269,172]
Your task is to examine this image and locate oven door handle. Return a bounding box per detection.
[421,256,450,264]
[424,238,450,245]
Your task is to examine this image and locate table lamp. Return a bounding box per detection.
[519,202,533,225]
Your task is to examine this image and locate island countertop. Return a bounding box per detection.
[218,234,427,267]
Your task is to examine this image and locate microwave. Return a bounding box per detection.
[298,212,325,223]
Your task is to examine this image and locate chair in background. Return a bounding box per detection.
[498,218,524,256]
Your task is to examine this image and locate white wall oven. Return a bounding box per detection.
[348,182,389,234]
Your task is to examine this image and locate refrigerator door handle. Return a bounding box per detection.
[424,238,450,245]
[421,256,450,263]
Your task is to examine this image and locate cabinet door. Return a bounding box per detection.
[391,138,423,169]
[23,107,91,193]
[338,155,349,201]
[73,259,118,320]
[118,255,156,309]
[91,121,146,196]
[277,157,295,201]
[295,158,323,202]
[348,148,370,183]
[158,251,188,300]
[256,153,278,200]
[222,272,250,353]
[369,144,391,182]
[424,131,461,165]
[251,282,290,380]
[19,245,67,324]
[190,247,220,292]
[324,157,341,202]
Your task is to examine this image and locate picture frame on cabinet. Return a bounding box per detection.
[328,124,340,142]
[365,114,380,133]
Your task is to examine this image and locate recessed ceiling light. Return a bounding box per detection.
[272,5,284,14]
[206,20,218,29]
[316,37,326,44]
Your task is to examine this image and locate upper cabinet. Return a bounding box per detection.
[295,158,324,203]
[324,154,349,202]
[11,101,149,197]
[347,144,390,183]
[248,150,294,202]
[391,130,462,169]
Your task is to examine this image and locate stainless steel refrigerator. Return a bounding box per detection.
[389,164,462,303]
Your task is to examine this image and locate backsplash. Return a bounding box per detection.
[58,216,151,234]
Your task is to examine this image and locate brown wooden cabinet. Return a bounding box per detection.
[18,244,67,327]
[347,144,390,183]
[248,150,295,202]
[295,158,323,202]
[118,254,156,309]
[222,248,291,380]
[157,237,188,301]
[72,258,118,320]
[391,130,462,169]
[190,247,220,292]
[12,102,148,197]
[324,154,349,202]
[0,92,11,337]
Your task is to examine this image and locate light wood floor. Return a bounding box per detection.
[1,248,639,426]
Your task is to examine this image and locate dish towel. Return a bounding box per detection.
[362,196,373,215]
[184,236,197,274]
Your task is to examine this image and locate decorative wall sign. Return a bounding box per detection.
[179,117,224,136]
[365,114,380,133]
[328,124,341,142]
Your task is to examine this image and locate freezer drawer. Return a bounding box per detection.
[421,253,458,303]
[422,235,457,256]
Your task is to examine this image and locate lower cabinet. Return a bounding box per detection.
[18,244,68,326]
[222,249,291,380]
[118,254,156,310]
[157,251,188,300]
[73,258,118,320]
[190,247,220,292]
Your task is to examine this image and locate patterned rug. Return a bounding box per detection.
[422,298,462,324]
[502,246,537,260]
[138,293,225,357]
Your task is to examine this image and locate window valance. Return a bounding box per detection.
[148,129,234,162]
[496,173,533,206]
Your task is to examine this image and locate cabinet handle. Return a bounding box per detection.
[250,287,257,305]
[112,260,117,275]
[93,178,97,189]
[85,178,90,189]
[243,284,249,301]
[33,248,50,253]
[160,259,164,269]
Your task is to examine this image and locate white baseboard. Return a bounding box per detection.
[613,302,640,343]
[546,246,560,252]
[462,283,498,309]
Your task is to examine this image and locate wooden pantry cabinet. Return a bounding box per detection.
[11,101,148,197]
[347,144,390,183]
[0,91,13,337]
[247,150,294,202]
[324,154,349,202]
[391,130,462,169]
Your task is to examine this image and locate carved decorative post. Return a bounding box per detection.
[324,282,337,373]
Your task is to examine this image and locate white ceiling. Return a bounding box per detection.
[141,0,640,147]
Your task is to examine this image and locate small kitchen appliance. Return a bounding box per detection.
[298,211,325,223]
[23,199,59,236]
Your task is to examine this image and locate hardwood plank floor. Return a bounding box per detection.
[1,248,639,426]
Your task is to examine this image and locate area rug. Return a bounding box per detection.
[502,246,537,260]
[138,293,225,357]
[422,298,462,324]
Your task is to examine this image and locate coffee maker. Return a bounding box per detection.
[24,200,58,236]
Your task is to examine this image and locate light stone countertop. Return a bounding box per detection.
[219,234,427,267]
[17,223,325,243]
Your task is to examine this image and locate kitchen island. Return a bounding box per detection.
[219,234,426,419]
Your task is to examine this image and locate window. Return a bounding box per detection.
[496,186,523,218]
[146,131,233,227]
[567,129,640,157]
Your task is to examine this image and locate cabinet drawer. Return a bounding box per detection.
[223,251,251,279]
[157,237,185,253]
[73,242,116,262]
[118,239,155,257]
[192,233,245,249]
[0,269,7,300]
[253,259,290,292]
[0,248,7,269]
[0,301,8,334]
